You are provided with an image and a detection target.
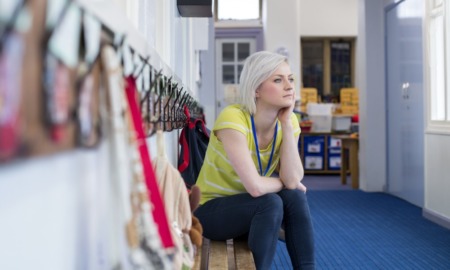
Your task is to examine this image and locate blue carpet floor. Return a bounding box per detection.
[271,190,450,269]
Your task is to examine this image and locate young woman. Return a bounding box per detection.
[194,51,315,269]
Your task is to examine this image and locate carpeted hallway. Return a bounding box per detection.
[271,176,450,269]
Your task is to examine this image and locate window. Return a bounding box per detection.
[217,39,254,84]
[215,38,256,110]
[214,0,261,25]
[330,42,352,97]
[302,41,323,95]
[427,0,450,129]
[301,38,355,102]
[220,42,250,83]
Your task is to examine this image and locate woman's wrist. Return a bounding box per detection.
[280,120,293,129]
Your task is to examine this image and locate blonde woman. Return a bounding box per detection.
[194,51,315,269]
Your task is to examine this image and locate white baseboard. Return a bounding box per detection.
[423,208,450,230]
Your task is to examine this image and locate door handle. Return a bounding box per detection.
[402,82,410,99]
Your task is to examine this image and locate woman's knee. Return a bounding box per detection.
[255,193,283,218]
[279,189,310,211]
[281,188,307,201]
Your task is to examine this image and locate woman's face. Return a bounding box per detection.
[256,62,295,109]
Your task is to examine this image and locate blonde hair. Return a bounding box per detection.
[238,51,288,114]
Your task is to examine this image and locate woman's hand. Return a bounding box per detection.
[297,181,307,193]
[278,92,295,124]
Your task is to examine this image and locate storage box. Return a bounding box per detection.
[306,103,334,115]
[309,115,332,133]
[351,123,359,133]
[332,115,351,132]
[307,103,333,133]
[300,88,319,112]
[340,88,359,114]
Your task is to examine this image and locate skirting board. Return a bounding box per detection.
[423,208,450,230]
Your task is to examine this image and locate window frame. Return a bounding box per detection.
[425,0,450,135]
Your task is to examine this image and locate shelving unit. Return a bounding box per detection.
[299,132,350,174]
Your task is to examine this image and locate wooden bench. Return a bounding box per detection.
[193,238,256,270]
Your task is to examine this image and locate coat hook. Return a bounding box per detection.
[134,56,149,78]
[140,69,162,107]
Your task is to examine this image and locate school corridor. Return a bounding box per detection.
[1,0,450,270]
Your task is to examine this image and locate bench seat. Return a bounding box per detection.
[193,238,255,270]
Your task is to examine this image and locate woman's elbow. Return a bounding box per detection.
[284,182,298,190]
[245,184,264,197]
[247,187,263,197]
[281,174,303,189]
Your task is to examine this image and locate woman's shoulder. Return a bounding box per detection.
[222,104,244,113]
[219,104,248,119]
[214,104,250,133]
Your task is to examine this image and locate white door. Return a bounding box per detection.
[385,0,424,207]
[215,38,256,115]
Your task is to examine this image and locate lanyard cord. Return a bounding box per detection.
[250,115,278,176]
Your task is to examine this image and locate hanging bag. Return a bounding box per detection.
[178,106,210,188]
[154,130,195,269]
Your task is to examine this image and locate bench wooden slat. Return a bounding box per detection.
[193,237,255,269]
[234,240,256,270]
[209,240,228,269]
[226,239,236,270]
[200,238,210,269]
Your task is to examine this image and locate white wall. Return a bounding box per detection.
[356,0,386,192]
[300,0,358,37]
[422,1,450,226]
[424,135,450,223]
[0,0,209,269]
[263,0,301,91]
[0,145,114,270]
[199,19,217,130]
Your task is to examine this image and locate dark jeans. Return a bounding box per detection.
[194,189,315,270]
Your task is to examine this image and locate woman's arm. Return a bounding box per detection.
[216,128,285,197]
[277,98,304,189]
[279,128,304,189]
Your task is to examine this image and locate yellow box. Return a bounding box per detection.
[300,88,319,112]
[340,88,358,114]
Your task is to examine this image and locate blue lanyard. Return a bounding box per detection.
[250,115,278,176]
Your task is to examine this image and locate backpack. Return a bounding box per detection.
[178,107,210,188]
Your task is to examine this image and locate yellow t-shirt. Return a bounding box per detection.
[196,104,301,205]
